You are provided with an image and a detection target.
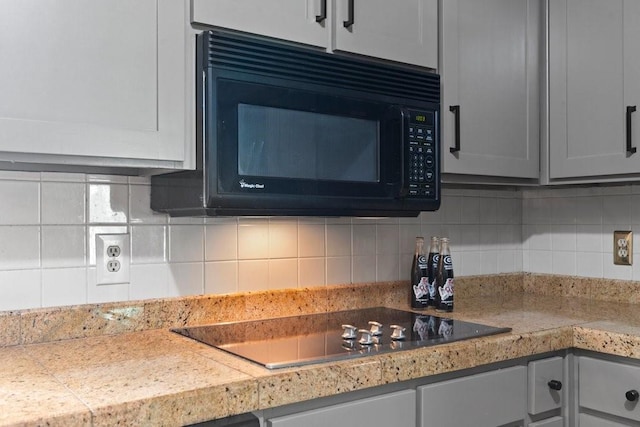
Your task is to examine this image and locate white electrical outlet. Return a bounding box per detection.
[96,233,130,285]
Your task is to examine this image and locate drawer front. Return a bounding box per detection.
[528,356,564,415]
[528,416,563,427]
[268,389,416,427]
[418,365,527,427]
[579,413,628,427]
[579,356,640,422]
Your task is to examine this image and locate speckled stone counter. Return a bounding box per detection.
[3,273,640,426]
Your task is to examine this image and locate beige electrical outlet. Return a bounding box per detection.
[614,231,633,265]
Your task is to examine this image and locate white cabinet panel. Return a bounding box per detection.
[267,389,416,427]
[190,0,437,69]
[0,0,190,169]
[529,416,563,427]
[528,356,564,415]
[441,0,540,179]
[579,356,640,423]
[333,0,437,69]
[548,0,640,179]
[418,365,527,427]
[579,413,628,427]
[191,0,327,48]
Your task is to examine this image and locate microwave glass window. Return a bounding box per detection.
[237,104,379,182]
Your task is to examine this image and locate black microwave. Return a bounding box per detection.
[151,30,440,217]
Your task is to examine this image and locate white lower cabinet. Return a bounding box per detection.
[259,355,570,427]
[578,356,640,425]
[417,365,527,427]
[267,389,416,427]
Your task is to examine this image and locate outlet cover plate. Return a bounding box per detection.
[96,233,130,285]
[614,231,633,266]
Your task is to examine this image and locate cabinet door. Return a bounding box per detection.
[418,365,527,427]
[191,0,327,48]
[0,0,189,169]
[333,0,437,68]
[441,0,540,179]
[578,356,640,423]
[548,0,640,179]
[267,389,416,427]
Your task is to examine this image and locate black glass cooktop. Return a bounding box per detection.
[172,307,511,369]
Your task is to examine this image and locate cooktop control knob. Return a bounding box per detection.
[341,324,358,339]
[368,321,383,336]
[358,329,374,345]
[341,339,357,351]
[390,324,406,340]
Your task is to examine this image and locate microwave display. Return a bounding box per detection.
[238,104,379,183]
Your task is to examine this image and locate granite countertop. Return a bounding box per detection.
[3,276,640,426]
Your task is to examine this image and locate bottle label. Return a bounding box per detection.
[443,255,453,270]
[431,253,439,267]
[413,277,429,299]
[438,278,454,301]
[417,254,428,269]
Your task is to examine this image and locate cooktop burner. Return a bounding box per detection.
[172,307,511,369]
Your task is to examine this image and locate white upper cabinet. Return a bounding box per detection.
[333,0,437,68]
[548,0,640,180]
[0,0,191,170]
[190,0,438,69]
[191,0,328,49]
[441,0,540,180]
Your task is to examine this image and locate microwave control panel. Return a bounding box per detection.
[406,110,437,199]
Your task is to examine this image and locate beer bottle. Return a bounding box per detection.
[410,237,429,309]
[426,236,439,307]
[436,237,454,312]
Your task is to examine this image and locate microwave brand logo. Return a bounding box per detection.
[239,179,265,190]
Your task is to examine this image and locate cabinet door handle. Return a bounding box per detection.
[626,390,639,402]
[315,0,327,23]
[627,105,637,155]
[343,0,354,28]
[547,380,562,391]
[449,105,461,153]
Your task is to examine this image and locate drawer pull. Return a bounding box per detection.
[547,380,562,391]
[626,390,639,402]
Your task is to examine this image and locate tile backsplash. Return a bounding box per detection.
[1,170,639,312]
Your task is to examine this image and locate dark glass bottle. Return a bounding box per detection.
[410,237,429,309]
[426,236,439,307]
[435,237,454,312]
